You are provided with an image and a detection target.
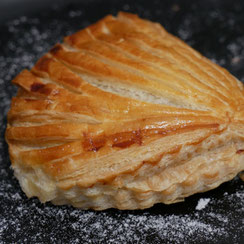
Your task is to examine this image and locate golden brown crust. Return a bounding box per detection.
[6,12,244,210]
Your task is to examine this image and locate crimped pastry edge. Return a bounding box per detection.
[12,131,244,210]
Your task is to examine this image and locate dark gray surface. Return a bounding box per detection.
[0,0,244,243]
[0,0,66,22]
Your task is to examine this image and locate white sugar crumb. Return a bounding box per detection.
[211,58,226,66]
[195,198,211,210]
[69,10,83,18]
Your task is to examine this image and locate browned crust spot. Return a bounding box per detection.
[30,82,45,92]
[237,149,244,154]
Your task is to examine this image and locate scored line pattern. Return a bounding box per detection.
[5,12,244,209]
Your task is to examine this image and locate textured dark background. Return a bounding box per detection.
[0,0,244,243]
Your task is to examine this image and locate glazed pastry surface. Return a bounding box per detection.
[6,12,244,210]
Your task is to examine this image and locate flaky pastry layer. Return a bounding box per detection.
[6,12,244,210]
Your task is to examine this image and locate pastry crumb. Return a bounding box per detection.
[195,198,211,210]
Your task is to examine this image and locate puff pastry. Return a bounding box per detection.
[6,12,244,210]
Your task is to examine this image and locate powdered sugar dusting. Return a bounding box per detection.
[0,183,243,243]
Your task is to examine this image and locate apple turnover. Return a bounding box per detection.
[6,12,244,210]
